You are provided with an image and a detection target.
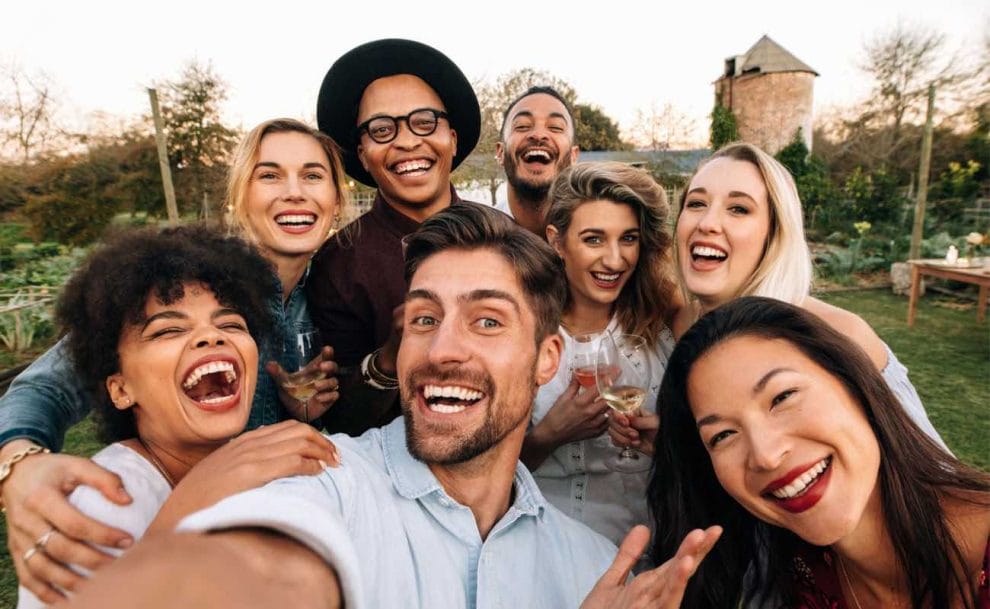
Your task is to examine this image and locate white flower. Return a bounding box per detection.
[966,232,985,246]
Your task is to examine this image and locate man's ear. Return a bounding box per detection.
[450,128,457,159]
[567,145,579,164]
[534,333,563,387]
[495,141,505,166]
[106,374,135,411]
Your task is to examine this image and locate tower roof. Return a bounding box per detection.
[734,35,818,76]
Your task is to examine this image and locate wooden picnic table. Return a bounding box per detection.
[907,258,990,327]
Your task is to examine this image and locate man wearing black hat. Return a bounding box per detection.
[306,39,483,434]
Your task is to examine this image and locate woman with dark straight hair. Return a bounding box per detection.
[648,297,989,609]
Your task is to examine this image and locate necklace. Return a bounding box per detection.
[837,553,864,609]
[836,552,908,609]
[136,437,176,489]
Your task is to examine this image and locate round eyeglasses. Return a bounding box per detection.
[357,108,449,144]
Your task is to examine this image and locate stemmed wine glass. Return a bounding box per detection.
[595,332,652,473]
[281,329,325,421]
[571,332,601,388]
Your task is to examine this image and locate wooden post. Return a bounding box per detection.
[148,88,180,225]
[909,84,935,260]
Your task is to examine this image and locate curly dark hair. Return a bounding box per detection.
[57,225,275,443]
[648,296,990,609]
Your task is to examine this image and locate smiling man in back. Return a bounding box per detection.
[307,38,483,436]
[495,86,580,234]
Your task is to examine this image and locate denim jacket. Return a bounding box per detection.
[0,268,312,451]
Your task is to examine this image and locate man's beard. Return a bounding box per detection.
[401,364,536,466]
[502,148,573,210]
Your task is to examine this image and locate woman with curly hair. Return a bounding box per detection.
[520,162,679,546]
[16,225,337,608]
[1,119,347,603]
[645,297,989,609]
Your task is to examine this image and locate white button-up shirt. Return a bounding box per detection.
[530,319,675,546]
[179,418,616,609]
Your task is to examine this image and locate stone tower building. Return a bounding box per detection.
[714,35,818,153]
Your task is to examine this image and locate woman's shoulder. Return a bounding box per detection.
[803,298,887,369]
[68,443,173,542]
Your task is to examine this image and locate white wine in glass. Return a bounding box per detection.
[284,329,325,419]
[595,332,652,473]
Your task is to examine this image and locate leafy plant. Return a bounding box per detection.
[0,292,54,353]
[0,247,87,291]
[709,104,738,150]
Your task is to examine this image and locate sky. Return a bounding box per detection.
[2,0,987,146]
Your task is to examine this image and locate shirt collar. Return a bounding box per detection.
[295,260,312,289]
[382,417,548,518]
[370,185,465,239]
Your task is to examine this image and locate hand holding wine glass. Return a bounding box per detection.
[267,329,340,423]
[595,333,652,472]
[571,332,602,388]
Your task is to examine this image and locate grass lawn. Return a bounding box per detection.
[0,289,986,606]
[819,289,989,470]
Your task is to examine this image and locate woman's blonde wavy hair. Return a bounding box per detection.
[225,118,348,244]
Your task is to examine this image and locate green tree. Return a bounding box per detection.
[775,130,838,234]
[460,68,627,202]
[573,103,629,151]
[157,61,238,218]
[775,129,811,175]
[22,151,122,245]
[709,104,738,150]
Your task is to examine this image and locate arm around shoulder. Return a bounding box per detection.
[0,336,95,451]
[64,529,341,609]
[804,298,888,370]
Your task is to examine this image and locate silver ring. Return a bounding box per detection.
[36,527,55,549]
[22,546,38,563]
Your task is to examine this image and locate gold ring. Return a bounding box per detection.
[36,527,55,549]
[22,546,38,563]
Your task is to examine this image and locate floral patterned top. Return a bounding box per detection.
[790,539,990,608]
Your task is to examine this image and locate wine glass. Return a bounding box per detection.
[571,332,601,388]
[281,329,325,420]
[595,332,652,473]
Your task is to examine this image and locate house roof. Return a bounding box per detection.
[569,149,711,176]
[734,35,818,77]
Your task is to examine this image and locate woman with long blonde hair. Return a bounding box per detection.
[609,142,947,455]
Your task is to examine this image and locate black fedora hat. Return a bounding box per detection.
[317,38,481,187]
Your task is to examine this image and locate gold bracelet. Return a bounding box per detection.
[0,444,50,512]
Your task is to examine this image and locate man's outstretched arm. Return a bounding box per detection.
[65,529,341,609]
